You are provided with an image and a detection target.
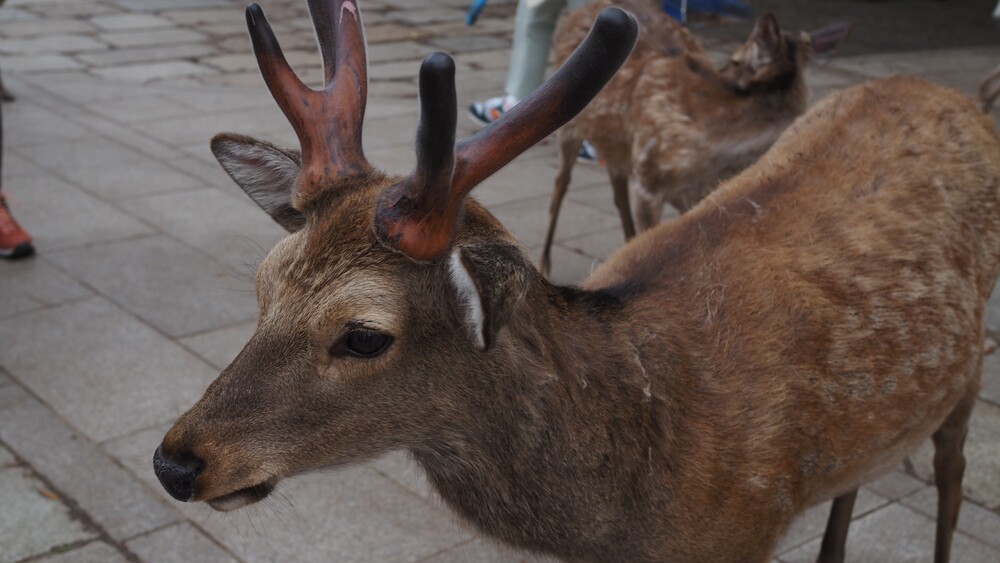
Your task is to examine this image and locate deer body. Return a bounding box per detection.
[154,2,998,561]
[541,0,848,276]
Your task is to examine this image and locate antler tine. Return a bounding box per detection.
[374,7,638,262]
[374,53,457,258]
[246,1,371,200]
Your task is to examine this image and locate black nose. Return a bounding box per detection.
[153,445,205,502]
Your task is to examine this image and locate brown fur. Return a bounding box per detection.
[156,3,999,561]
[541,1,845,276]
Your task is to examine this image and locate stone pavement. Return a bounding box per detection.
[0,0,999,561]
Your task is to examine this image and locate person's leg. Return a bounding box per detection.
[504,0,569,100]
[0,91,35,259]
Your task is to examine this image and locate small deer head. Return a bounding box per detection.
[721,13,852,94]
[153,0,637,511]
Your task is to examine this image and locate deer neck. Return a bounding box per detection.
[410,282,669,555]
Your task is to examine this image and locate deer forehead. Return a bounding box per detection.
[256,232,406,334]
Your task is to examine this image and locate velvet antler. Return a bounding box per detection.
[374,7,639,262]
[246,0,371,199]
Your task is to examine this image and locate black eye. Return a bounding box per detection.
[332,329,393,358]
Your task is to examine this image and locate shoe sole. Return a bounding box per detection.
[0,242,35,260]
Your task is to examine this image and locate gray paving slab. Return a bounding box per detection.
[0,172,155,251]
[0,444,16,468]
[0,467,96,563]
[126,522,237,563]
[86,94,199,123]
[92,61,216,83]
[103,425,477,563]
[982,350,1000,406]
[0,257,91,318]
[76,43,218,68]
[89,13,174,31]
[0,297,219,442]
[3,100,91,146]
[0,53,84,73]
[907,400,1000,509]
[0,34,108,54]
[177,320,255,371]
[774,488,888,555]
[901,486,1000,550]
[98,28,207,49]
[118,188,287,270]
[421,539,557,563]
[33,540,129,563]
[0,385,178,541]
[15,136,205,199]
[48,236,258,338]
[865,469,927,501]
[488,197,620,249]
[778,503,1000,563]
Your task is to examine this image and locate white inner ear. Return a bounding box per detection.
[217,142,299,214]
[448,248,486,351]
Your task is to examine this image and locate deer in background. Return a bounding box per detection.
[153,1,999,561]
[540,0,851,277]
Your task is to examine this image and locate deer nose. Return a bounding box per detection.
[153,445,204,502]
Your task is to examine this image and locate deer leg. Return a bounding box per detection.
[931,386,976,563]
[979,62,1000,112]
[609,169,636,240]
[816,488,857,563]
[540,133,583,279]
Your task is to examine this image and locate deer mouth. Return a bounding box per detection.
[205,480,275,512]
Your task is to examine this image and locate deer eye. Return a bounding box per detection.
[332,329,393,358]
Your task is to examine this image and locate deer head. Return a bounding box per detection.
[720,13,852,93]
[153,0,637,511]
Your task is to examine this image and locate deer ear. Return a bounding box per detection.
[448,242,531,351]
[751,13,782,52]
[210,133,305,232]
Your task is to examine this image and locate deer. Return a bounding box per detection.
[153,1,1000,562]
[981,62,1000,112]
[540,0,852,277]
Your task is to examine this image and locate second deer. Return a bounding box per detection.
[541,0,850,276]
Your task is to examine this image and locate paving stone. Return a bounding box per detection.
[902,485,1000,550]
[866,469,927,501]
[0,257,92,318]
[139,106,289,145]
[0,467,96,562]
[556,227,628,263]
[16,136,205,199]
[0,53,84,73]
[0,172,155,251]
[986,287,1000,335]
[87,94,198,123]
[429,35,511,54]
[907,400,1000,509]
[422,539,557,563]
[0,445,16,468]
[0,34,108,54]
[488,197,620,249]
[126,522,237,563]
[362,112,420,149]
[24,70,148,103]
[104,426,477,563]
[118,188,288,270]
[161,8,243,26]
[367,40,431,64]
[544,245,603,286]
[76,43,217,67]
[2,151,44,178]
[370,450,436,501]
[0,370,11,389]
[365,23,424,44]
[178,320,256,371]
[982,350,1000,406]
[99,28,207,48]
[90,13,174,31]
[0,297,219,441]
[92,61,216,83]
[115,0,235,10]
[34,541,128,563]
[773,488,888,555]
[778,503,1000,563]
[387,7,468,25]
[370,59,424,81]
[48,236,258,337]
[0,7,35,22]
[0,392,178,542]
[3,100,90,146]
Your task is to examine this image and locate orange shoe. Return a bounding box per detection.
[0,193,34,259]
